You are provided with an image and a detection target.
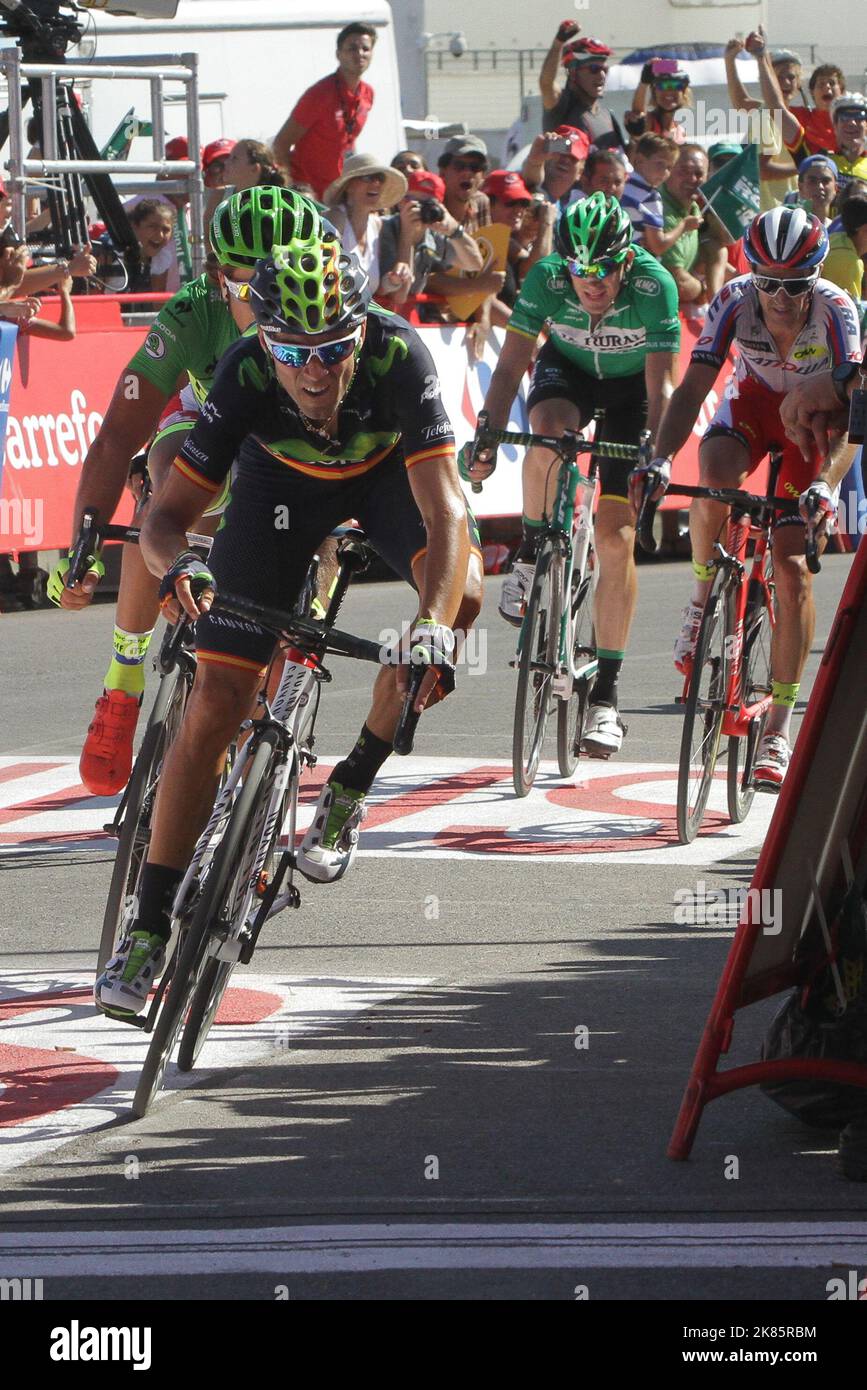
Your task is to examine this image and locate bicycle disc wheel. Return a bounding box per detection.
[98,665,188,974]
[132,735,280,1117]
[677,573,728,844]
[178,749,296,1072]
[727,581,773,823]
[557,558,595,778]
[513,546,559,797]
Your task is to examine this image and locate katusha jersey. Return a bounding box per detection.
[691,275,862,394]
[173,305,455,497]
[507,245,680,378]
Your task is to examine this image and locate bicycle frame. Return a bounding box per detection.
[717,512,776,739]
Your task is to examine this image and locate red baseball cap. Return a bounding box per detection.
[406,169,446,202]
[165,136,189,160]
[562,36,612,65]
[482,169,532,203]
[551,125,591,161]
[202,138,236,172]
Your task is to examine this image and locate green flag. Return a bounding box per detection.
[101,110,154,162]
[699,144,761,240]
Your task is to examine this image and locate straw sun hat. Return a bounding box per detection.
[323,153,408,209]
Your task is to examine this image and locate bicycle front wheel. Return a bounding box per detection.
[513,546,560,797]
[677,573,728,844]
[132,735,282,1117]
[727,580,773,823]
[557,557,595,778]
[98,665,188,974]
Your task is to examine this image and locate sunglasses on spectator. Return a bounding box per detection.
[573,62,608,75]
[263,328,361,368]
[360,172,387,183]
[450,158,486,173]
[567,255,622,279]
[655,77,689,92]
[751,272,818,297]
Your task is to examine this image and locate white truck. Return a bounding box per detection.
[69,0,405,158]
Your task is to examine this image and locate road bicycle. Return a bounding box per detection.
[473,413,650,796]
[638,453,821,844]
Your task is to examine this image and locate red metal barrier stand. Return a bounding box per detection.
[668,536,867,1159]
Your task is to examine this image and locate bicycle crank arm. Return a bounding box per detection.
[243,851,299,961]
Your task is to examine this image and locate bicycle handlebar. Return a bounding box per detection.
[635,483,821,572]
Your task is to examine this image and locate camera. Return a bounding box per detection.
[449,33,467,58]
[419,199,446,225]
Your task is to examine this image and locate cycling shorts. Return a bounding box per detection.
[702,377,824,510]
[526,341,648,502]
[194,447,482,675]
[154,385,230,518]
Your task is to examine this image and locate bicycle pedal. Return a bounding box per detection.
[102,822,121,838]
[255,870,269,897]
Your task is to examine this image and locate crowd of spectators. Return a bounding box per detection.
[3,16,867,609]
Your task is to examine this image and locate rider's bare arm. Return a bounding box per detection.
[644,349,679,441]
[652,360,720,461]
[406,452,471,629]
[480,330,538,431]
[140,467,212,586]
[72,374,170,537]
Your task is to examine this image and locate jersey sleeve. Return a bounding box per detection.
[127,288,195,396]
[507,259,559,341]
[173,342,262,496]
[635,261,681,353]
[382,326,456,469]
[822,285,863,366]
[690,283,742,368]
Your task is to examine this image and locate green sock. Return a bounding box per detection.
[766,681,799,738]
[104,626,154,697]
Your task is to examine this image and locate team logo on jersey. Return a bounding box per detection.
[631,276,660,296]
[144,331,167,360]
[200,399,222,423]
[420,374,441,403]
[422,421,452,440]
[546,276,569,293]
[793,345,825,360]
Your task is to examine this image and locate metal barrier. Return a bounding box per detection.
[1,46,205,277]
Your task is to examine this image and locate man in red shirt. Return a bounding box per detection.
[273,23,376,199]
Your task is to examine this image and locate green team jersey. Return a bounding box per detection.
[508,245,680,378]
[128,273,240,406]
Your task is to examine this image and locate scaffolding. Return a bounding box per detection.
[1,45,206,278]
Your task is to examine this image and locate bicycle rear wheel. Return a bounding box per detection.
[98,665,188,974]
[677,572,728,844]
[727,579,773,823]
[177,748,296,1072]
[513,545,560,797]
[557,557,595,778]
[132,735,281,1117]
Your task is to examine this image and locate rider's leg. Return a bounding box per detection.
[688,433,751,603]
[519,397,584,556]
[591,497,636,709]
[765,521,819,741]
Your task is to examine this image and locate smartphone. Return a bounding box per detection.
[651,58,680,76]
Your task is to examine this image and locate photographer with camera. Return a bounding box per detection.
[378,168,484,308]
[521,125,591,209]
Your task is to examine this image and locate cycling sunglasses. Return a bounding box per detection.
[221,276,250,300]
[655,77,689,92]
[751,272,818,297]
[263,327,361,368]
[567,255,622,279]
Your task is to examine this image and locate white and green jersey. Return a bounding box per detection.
[508,246,680,378]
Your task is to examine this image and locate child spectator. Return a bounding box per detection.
[789,154,838,224]
[621,133,679,251]
[580,149,628,200]
[127,198,175,293]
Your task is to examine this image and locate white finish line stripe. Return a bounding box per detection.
[2,1224,867,1275]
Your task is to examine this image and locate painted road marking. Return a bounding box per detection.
[0,973,431,1171]
[0,1223,865,1275]
[0,756,774,864]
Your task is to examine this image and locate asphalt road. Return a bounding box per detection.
[1,553,865,1303]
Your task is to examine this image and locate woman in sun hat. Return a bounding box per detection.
[323,152,410,299]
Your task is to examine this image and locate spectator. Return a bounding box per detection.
[580,149,628,201]
[323,152,410,301]
[520,126,590,209]
[707,142,743,175]
[659,144,726,307]
[126,198,175,293]
[725,32,800,210]
[222,139,288,192]
[391,150,427,179]
[789,154,838,223]
[624,59,690,147]
[539,29,626,152]
[829,177,867,233]
[378,169,484,307]
[273,22,376,200]
[789,64,846,153]
[202,138,238,224]
[481,169,539,321]
[823,195,867,300]
[435,135,491,233]
[621,133,680,252]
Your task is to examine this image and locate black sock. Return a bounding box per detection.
[331,723,393,796]
[135,863,183,942]
[516,520,543,564]
[590,655,623,709]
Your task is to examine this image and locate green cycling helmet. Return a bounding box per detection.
[210,186,324,270]
[556,191,632,266]
[248,234,369,335]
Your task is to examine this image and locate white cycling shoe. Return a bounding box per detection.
[753,733,791,793]
[499,561,535,626]
[95,928,166,1017]
[297,780,367,883]
[581,702,626,758]
[674,601,705,674]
